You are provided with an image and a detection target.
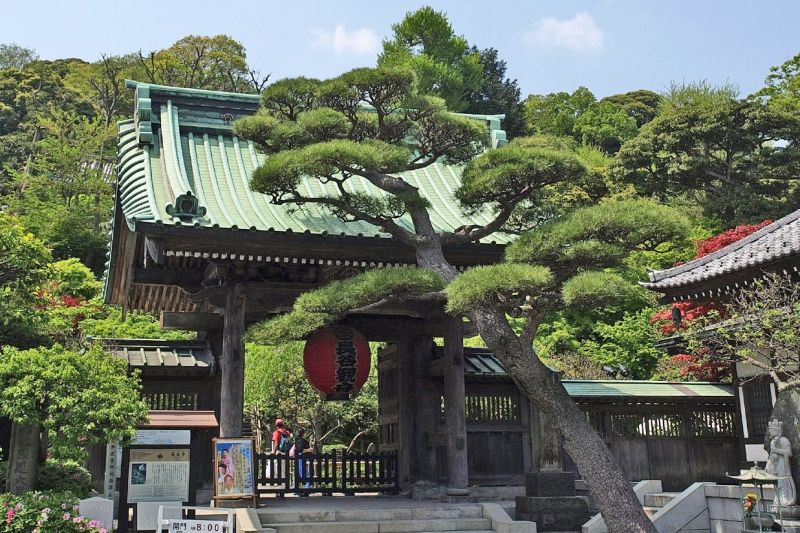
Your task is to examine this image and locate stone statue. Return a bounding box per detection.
[765,419,797,508]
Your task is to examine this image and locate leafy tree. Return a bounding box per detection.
[599,89,662,127]
[138,34,266,93]
[576,309,663,379]
[66,53,141,126]
[0,214,51,348]
[523,86,595,137]
[235,65,691,530]
[463,47,526,138]
[612,81,800,223]
[5,109,115,270]
[378,7,482,112]
[0,43,38,69]
[244,343,378,453]
[0,343,148,491]
[573,102,638,154]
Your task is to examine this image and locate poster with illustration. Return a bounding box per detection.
[213,438,255,499]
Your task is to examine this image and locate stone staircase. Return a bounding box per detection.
[257,505,495,533]
[642,491,681,519]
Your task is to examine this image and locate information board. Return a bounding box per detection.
[127,448,190,503]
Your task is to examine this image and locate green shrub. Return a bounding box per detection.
[36,460,92,498]
[0,490,108,532]
[0,460,92,498]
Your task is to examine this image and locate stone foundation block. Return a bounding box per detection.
[515,496,589,532]
[524,471,576,497]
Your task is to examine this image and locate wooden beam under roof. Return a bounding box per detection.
[160,311,222,331]
[139,224,505,267]
[158,311,475,340]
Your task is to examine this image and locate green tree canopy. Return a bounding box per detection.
[462,47,526,138]
[378,6,483,112]
[0,214,51,348]
[0,43,38,70]
[138,34,267,93]
[612,81,800,223]
[599,90,662,127]
[573,102,638,154]
[0,343,148,453]
[524,86,596,137]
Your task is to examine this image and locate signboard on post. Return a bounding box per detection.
[127,448,190,503]
[212,438,256,503]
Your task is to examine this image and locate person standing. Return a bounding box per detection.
[294,428,314,492]
[271,419,291,455]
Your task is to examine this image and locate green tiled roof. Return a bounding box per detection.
[115,81,513,244]
[457,348,732,397]
[561,380,733,398]
[98,338,213,369]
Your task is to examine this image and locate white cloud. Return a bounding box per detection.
[312,24,380,56]
[525,12,604,52]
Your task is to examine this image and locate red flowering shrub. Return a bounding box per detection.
[655,352,731,382]
[650,221,772,382]
[651,220,772,335]
[694,220,772,258]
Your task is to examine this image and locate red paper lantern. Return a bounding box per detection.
[303,326,371,400]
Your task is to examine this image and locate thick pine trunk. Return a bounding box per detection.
[219,283,246,438]
[403,205,653,531]
[472,307,656,533]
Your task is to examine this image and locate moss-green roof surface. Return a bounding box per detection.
[116,81,513,244]
[561,380,733,398]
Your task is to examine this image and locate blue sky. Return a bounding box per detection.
[2,1,798,98]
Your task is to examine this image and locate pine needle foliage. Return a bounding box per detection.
[248,267,444,343]
[445,263,552,314]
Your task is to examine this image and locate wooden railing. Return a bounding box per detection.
[255,451,399,497]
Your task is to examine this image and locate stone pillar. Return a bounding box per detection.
[442,317,469,496]
[518,373,588,531]
[532,409,563,471]
[219,283,246,438]
[6,422,39,493]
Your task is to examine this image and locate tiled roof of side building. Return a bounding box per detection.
[458,348,732,397]
[641,207,800,292]
[114,81,513,244]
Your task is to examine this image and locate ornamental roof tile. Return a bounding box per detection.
[641,208,800,293]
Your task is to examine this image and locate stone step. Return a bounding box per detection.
[266,518,493,533]
[258,507,483,524]
[643,492,681,508]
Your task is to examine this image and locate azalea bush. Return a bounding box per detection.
[0,491,108,532]
[35,461,92,499]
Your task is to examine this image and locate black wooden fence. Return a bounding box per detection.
[255,451,399,497]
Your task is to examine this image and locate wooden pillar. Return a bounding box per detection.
[219,282,246,438]
[6,422,39,493]
[442,317,469,495]
[398,337,438,487]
